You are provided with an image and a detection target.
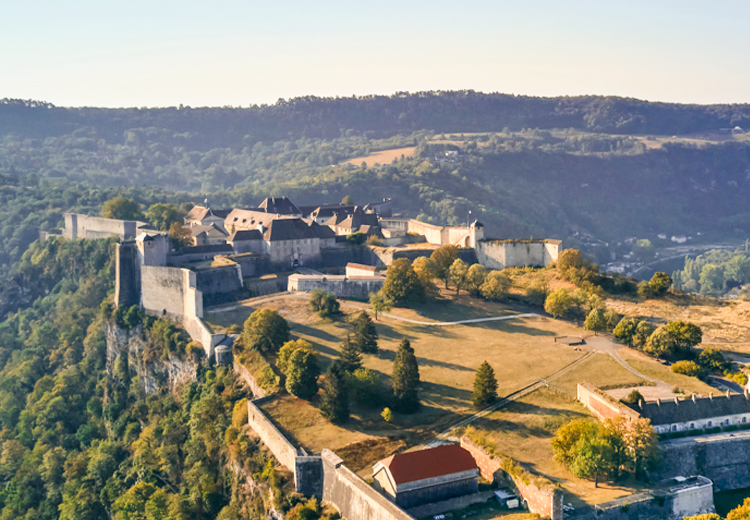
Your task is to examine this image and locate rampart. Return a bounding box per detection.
[247,398,300,474]
[321,450,415,520]
[460,437,563,520]
[655,433,750,491]
[288,274,384,300]
[577,382,641,422]
[380,219,480,247]
[370,247,477,267]
[196,265,246,306]
[475,239,561,270]
[64,213,146,240]
[115,242,139,306]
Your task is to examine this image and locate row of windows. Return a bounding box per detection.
[663,415,748,432]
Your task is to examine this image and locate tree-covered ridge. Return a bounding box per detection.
[0,238,274,520]
[3,91,750,145]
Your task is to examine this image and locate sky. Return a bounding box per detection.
[2,0,749,108]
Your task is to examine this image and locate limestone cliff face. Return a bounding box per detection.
[105,322,197,394]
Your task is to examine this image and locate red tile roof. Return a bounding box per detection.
[378,445,478,485]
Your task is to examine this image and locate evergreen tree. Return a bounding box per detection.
[353,311,378,354]
[338,334,362,372]
[391,338,420,413]
[472,361,498,408]
[320,362,349,424]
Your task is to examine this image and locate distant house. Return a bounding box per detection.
[258,196,303,217]
[190,223,229,246]
[325,207,380,236]
[227,229,264,254]
[184,206,231,231]
[372,445,479,508]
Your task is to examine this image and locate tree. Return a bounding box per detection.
[570,436,610,487]
[699,264,725,295]
[472,361,498,408]
[369,291,392,320]
[412,256,437,293]
[448,258,469,294]
[392,338,420,413]
[727,498,750,520]
[430,245,459,289]
[632,321,655,350]
[341,195,354,205]
[242,309,290,353]
[480,270,511,300]
[584,308,606,335]
[637,280,657,299]
[557,249,586,273]
[632,239,655,263]
[465,264,488,295]
[320,362,349,424]
[603,309,621,331]
[168,221,192,249]
[698,347,728,371]
[101,196,145,221]
[347,368,385,408]
[649,272,672,296]
[285,348,320,400]
[381,258,425,304]
[146,203,182,231]
[544,288,572,318]
[352,311,378,354]
[338,334,362,372]
[644,326,675,356]
[552,419,599,467]
[664,321,703,352]
[277,339,314,373]
[613,317,639,346]
[309,289,340,317]
[622,389,644,405]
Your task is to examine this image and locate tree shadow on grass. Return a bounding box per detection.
[375,349,474,372]
[475,319,558,336]
[291,323,344,344]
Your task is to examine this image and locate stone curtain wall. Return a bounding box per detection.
[246,399,300,473]
[64,213,142,240]
[321,450,415,520]
[288,275,385,300]
[577,383,640,422]
[233,362,268,399]
[460,437,563,520]
[475,240,559,271]
[656,434,750,491]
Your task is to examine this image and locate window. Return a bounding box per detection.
[672,425,677,431]
[708,421,713,427]
[743,417,747,424]
[690,423,695,429]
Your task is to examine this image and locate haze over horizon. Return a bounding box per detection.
[2,0,748,108]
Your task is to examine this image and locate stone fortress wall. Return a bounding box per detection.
[64,213,146,240]
[475,239,561,270]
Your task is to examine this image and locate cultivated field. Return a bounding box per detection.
[342,146,416,167]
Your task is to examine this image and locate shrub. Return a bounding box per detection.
[671,360,705,379]
[309,289,340,318]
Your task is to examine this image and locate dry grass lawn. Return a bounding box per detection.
[617,348,717,395]
[550,352,649,398]
[343,146,416,167]
[606,293,750,345]
[471,388,647,507]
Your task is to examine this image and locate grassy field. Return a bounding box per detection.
[550,352,649,398]
[342,146,416,167]
[617,348,717,395]
[470,388,647,507]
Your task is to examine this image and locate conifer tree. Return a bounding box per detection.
[472,361,498,408]
[353,311,378,354]
[338,334,362,372]
[320,361,349,424]
[391,338,420,413]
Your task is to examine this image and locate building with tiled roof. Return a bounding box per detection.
[184,205,231,230]
[190,223,229,246]
[258,196,302,217]
[324,207,380,235]
[372,444,479,508]
[635,390,750,434]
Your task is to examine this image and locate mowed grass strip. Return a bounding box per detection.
[617,348,717,395]
[550,352,650,398]
[471,388,646,507]
[342,146,416,167]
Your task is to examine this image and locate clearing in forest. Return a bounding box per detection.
[342,146,416,166]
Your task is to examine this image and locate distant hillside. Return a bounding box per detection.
[3,92,750,147]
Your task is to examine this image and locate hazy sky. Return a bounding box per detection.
[2,1,748,108]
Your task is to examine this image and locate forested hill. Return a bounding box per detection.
[3,92,750,147]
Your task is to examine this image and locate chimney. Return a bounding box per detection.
[727,390,731,399]
[745,388,749,400]
[710,393,713,400]
[675,397,679,405]
[656,398,661,406]
[692,394,697,403]
[638,399,643,409]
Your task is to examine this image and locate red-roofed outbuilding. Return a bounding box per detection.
[372,444,479,508]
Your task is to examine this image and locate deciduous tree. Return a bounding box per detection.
[584,308,606,335]
[544,288,572,318]
[242,309,290,354]
[285,348,320,400]
[381,258,425,304]
[430,245,458,289]
[101,196,145,221]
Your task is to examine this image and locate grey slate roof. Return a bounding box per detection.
[228,229,262,242]
[258,196,301,216]
[635,392,750,425]
[264,219,335,241]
